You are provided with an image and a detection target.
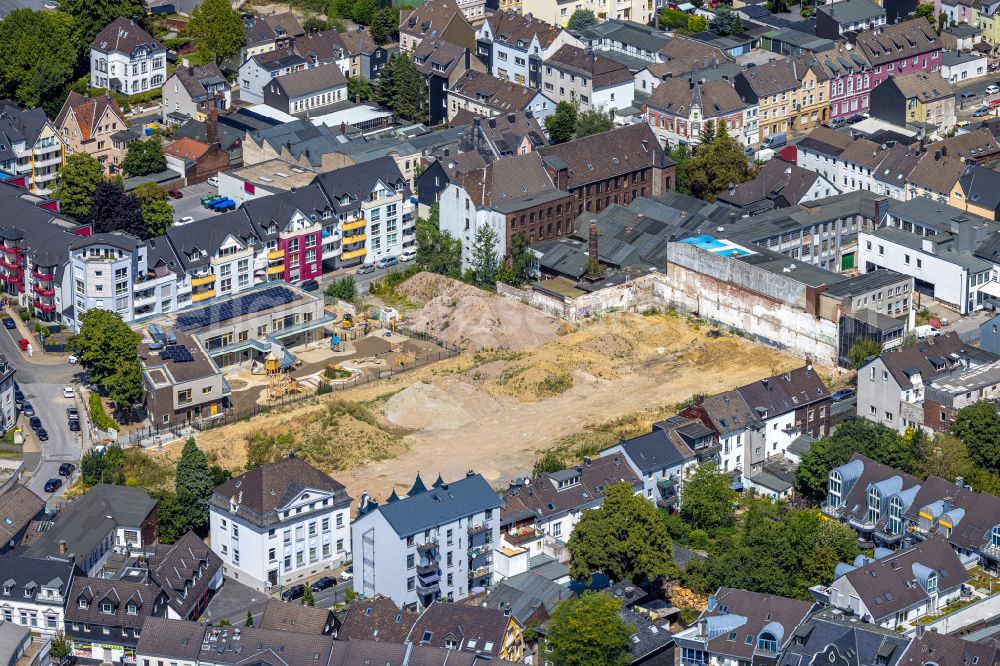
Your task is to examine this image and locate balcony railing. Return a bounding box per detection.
[266,264,285,275]
[191,290,216,302]
[342,219,366,232]
[32,284,54,297]
[191,274,216,286]
[267,249,284,260]
[0,245,19,256]
[32,270,54,281]
[342,247,366,260]
[469,523,491,536]
[468,565,491,580]
[33,300,56,312]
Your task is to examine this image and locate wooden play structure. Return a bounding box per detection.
[265,352,300,400]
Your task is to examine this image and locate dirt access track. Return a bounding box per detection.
[162,273,805,503]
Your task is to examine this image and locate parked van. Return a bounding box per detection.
[915,324,941,339]
[762,132,787,149]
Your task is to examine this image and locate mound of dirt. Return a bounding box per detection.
[582,333,636,359]
[399,273,561,351]
[384,377,503,430]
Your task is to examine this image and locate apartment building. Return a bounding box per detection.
[56,92,129,175]
[815,0,886,39]
[715,160,839,214]
[147,531,223,620]
[238,49,309,105]
[0,103,64,195]
[811,48,877,122]
[870,71,956,133]
[520,0,653,26]
[447,70,555,123]
[351,472,500,609]
[476,11,579,87]
[90,18,167,95]
[242,12,304,62]
[541,45,633,112]
[734,57,829,144]
[849,18,942,89]
[161,65,231,124]
[0,557,75,637]
[262,63,347,115]
[209,455,352,592]
[645,78,756,148]
[413,39,484,126]
[952,163,1000,220]
[399,0,476,55]
[66,577,169,664]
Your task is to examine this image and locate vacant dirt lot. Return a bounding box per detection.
[153,273,805,504]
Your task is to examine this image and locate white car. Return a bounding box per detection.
[67,354,78,364]
[400,249,417,262]
[62,387,73,399]
[987,84,1000,95]
[339,565,353,581]
[207,176,219,187]
[176,216,194,226]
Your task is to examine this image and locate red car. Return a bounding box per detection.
[169,190,183,199]
[17,338,28,351]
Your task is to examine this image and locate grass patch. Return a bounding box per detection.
[496,365,529,385]
[472,350,526,366]
[535,372,573,397]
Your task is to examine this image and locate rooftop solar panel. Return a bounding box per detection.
[174,286,299,331]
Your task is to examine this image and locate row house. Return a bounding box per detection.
[238,48,309,106]
[869,71,957,133]
[56,92,130,175]
[811,48,876,122]
[439,151,575,269]
[209,455,352,592]
[519,0,654,26]
[65,578,169,664]
[447,70,555,124]
[475,11,579,88]
[413,39,484,126]
[0,557,75,637]
[242,12,304,62]
[399,0,476,55]
[815,0,887,40]
[941,0,980,25]
[715,160,841,215]
[923,358,1000,431]
[849,18,942,89]
[977,0,1000,51]
[541,45,634,113]
[644,77,756,149]
[147,531,224,620]
[734,57,829,144]
[351,472,501,610]
[89,18,167,96]
[262,62,348,115]
[0,486,44,554]
[579,20,670,66]
[0,103,65,195]
[823,452,1000,571]
[336,30,388,81]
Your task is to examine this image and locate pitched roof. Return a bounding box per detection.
[265,12,305,38]
[537,123,669,190]
[147,530,222,619]
[361,473,500,537]
[485,10,563,49]
[797,126,855,157]
[292,31,346,64]
[91,17,162,53]
[0,486,44,548]
[172,64,229,102]
[211,456,349,526]
[164,137,210,160]
[0,556,74,601]
[777,606,910,666]
[499,454,640,525]
[413,38,469,78]
[907,148,967,194]
[652,37,731,78]
[454,152,565,210]
[337,596,419,643]
[716,159,823,209]
[692,587,813,661]
[272,62,347,99]
[407,601,510,656]
[138,618,334,664]
[616,421,697,474]
[866,331,981,386]
[852,17,939,66]
[735,365,829,418]
[818,0,885,24]
[56,92,126,141]
[840,536,969,621]
[647,78,748,118]
[400,0,470,40]
[449,70,542,113]
[888,71,952,102]
[736,58,802,97]
[258,598,335,634]
[66,577,164,629]
[546,45,632,89]
[337,28,379,56]
[958,163,1000,213]
[898,625,1000,666]
[483,571,574,625]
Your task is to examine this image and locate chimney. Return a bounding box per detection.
[508,113,516,124]
[589,221,599,260]
[188,66,194,76]
[58,540,66,555]
[207,108,219,147]
[941,145,948,157]
[464,47,471,70]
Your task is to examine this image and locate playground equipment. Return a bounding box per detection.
[331,333,343,352]
[265,352,300,400]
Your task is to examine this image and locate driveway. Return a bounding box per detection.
[0,0,46,17]
[0,324,84,502]
[168,182,222,225]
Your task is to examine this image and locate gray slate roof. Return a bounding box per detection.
[272,63,347,99]
[362,473,500,537]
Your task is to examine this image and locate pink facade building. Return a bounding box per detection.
[847,17,942,109]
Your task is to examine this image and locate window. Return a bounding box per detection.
[407,554,415,569]
[407,577,415,591]
[102,602,113,614]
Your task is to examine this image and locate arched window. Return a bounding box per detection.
[867,485,880,524]
[829,471,842,508]
[758,632,778,653]
[991,525,1000,549]
[888,495,903,535]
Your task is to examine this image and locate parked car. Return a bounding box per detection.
[43,478,62,493]
[21,401,33,416]
[28,416,41,431]
[962,91,978,100]
[987,84,999,95]
[169,190,183,199]
[207,176,219,187]
[68,354,78,364]
[59,463,75,476]
[400,249,417,262]
[14,389,23,406]
[831,388,856,402]
[67,407,79,420]
[2,317,15,329]
[376,256,398,269]
[357,262,375,275]
[62,387,74,399]
[298,279,319,292]
[36,428,48,441]
[281,585,305,601]
[176,216,195,226]
[69,420,80,432]
[339,565,354,581]
[761,132,787,149]
[915,324,941,339]
[311,576,337,592]
[17,338,28,351]
[974,106,992,117]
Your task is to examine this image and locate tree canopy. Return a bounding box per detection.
[68,309,141,389]
[121,138,167,177]
[176,437,215,533]
[575,108,614,139]
[369,7,397,42]
[415,205,462,278]
[376,54,428,123]
[951,401,1000,473]
[848,337,882,369]
[0,9,79,116]
[57,0,146,52]
[53,153,105,222]
[469,223,501,287]
[86,180,147,237]
[188,0,245,65]
[709,5,743,36]
[567,482,677,584]
[567,9,598,30]
[545,592,633,666]
[681,463,737,531]
[545,101,578,144]
[134,182,174,237]
[685,121,756,201]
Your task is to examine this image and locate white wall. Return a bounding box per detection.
[593,81,634,113]
[858,231,970,313]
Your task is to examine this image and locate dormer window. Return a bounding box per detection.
[127,603,137,615]
[1,586,9,596]
[101,602,113,614]
[79,599,88,609]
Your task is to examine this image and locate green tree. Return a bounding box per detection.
[352,0,377,24]
[848,337,882,369]
[567,483,677,584]
[509,231,534,285]
[302,584,315,606]
[105,359,143,412]
[686,121,756,201]
[188,0,245,65]
[532,450,565,475]
[245,610,254,627]
[567,8,598,30]
[152,490,187,544]
[0,9,78,115]
[50,632,72,661]
[134,182,173,237]
[348,76,373,102]
[660,8,692,32]
[469,223,501,287]
[376,54,427,122]
[766,0,790,12]
[546,592,633,666]
[415,205,462,277]
[916,432,973,482]
[545,101,578,143]
[710,5,743,36]
[687,14,708,32]
[176,437,215,533]
[575,108,614,139]
[87,180,147,237]
[951,401,1000,473]
[52,153,104,222]
[325,276,357,301]
[370,7,397,44]
[122,138,167,177]
[667,143,691,195]
[915,2,935,20]
[680,463,737,531]
[699,119,716,145]
[938,11,947,33]
[302,14,327,32]
[68,309,141,388]
[57,0,146,52]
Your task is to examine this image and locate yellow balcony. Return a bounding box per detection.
[343,233,367,244]
[342,219,366,232]
[267,264,285,275]
[191,274,216,286]
[192,289,216,302]
[267,249,284,260]
[342,247,367,260]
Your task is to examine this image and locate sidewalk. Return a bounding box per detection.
[3,307,70,366]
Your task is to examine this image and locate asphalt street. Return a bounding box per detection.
[0,326,83,501]
[203,575,349,626]
[167,182,222,224]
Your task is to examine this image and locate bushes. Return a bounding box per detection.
[89,392,121,431]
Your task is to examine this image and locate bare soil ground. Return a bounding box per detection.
[150,274,805,504]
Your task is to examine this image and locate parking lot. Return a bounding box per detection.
[167,181,222,225]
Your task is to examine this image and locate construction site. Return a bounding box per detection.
[145,272,810,503]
